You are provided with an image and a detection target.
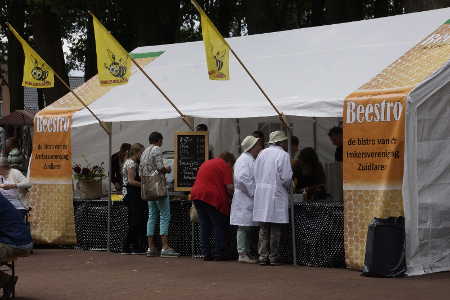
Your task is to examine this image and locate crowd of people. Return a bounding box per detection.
[113,124,342,266]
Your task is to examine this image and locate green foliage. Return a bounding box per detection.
[0,0,448,82]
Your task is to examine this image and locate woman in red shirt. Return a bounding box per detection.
[191,152,235,261]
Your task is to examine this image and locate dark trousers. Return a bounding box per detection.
[193,200,229,258]
[123,186,148,251]
[258,222,282,262]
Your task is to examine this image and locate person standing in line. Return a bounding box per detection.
[140,132,179,258]
[292,147,327,197]
[121,143,147,254]
[196,123,214,158]
[291,136,300,160]
[252,130,266,148]
[253,131,293,266]
[328,126,343,162]
[111,143,131,192]
[230,136,263,264]
[191,152,235,261]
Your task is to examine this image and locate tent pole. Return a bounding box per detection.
[287,125,297,266]
[313,117,317,150]
[236,118,241,154]
[107,124,112,252]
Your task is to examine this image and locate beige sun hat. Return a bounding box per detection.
[268,131,288,144]
[241,136,260,153]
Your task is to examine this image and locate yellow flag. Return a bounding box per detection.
[191,0,230,80]
[90,13,131,86]
[7,23,54,88]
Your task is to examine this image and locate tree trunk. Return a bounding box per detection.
[84,1,107,82]
[37,88,45,110]
[404,0,450,12]
[282,0,299,30]
[31,8,69,105]
[312,0,325,26]
[344,0,363,22]
[392,0,404,14]
[122,0,180,49]
[324,0,346,24]
[7,0,25,112]
[374,0,390,17]
[325,0,363,24]
[244,0,277,34]
[216,0,234,37]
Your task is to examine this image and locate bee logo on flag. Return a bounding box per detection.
[208,49,227,79]
[31,55,49,81]
[104,49,128,79]
[214,50,226,71]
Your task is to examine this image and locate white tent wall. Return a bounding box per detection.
[404,62,450,276]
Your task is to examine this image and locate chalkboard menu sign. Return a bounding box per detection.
[174,131,209,191]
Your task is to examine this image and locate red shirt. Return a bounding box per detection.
[191,158,233,216]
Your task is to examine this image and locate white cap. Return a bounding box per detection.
[268,131,288,144]
[241,136,260,153]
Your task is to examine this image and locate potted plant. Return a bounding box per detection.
[73,161,106,199]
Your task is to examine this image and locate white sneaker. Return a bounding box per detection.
[238,254,258,264]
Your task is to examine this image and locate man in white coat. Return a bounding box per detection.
[230,136,263,264]
[253,131,293,266]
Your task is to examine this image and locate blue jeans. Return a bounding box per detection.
[147,195,171,236]
[237,226,258,256]
[193,200,229,258]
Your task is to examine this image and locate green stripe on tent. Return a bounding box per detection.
[445,19,450,24]
[130,51,165,59]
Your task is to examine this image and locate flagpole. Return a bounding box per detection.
[128,57,194,131]
[190,0,289,129]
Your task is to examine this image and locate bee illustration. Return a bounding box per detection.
[31,56,49,81]
[213,49,226,71]
[104,49,128,79]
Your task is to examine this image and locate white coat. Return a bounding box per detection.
[253,145,292,224]
[230,152,257,226]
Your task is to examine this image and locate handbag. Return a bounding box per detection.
[190,204,199,223]
[140,146,167,201]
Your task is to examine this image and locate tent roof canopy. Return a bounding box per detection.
[70,8,450,127]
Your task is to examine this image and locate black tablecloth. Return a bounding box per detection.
[293,201,345,267]
[73,199,344,267]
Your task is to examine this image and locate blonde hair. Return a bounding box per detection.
[129,143,144,159]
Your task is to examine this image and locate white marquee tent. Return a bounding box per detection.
[43,7,450,275]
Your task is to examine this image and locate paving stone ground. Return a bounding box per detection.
[10,249,450,300]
